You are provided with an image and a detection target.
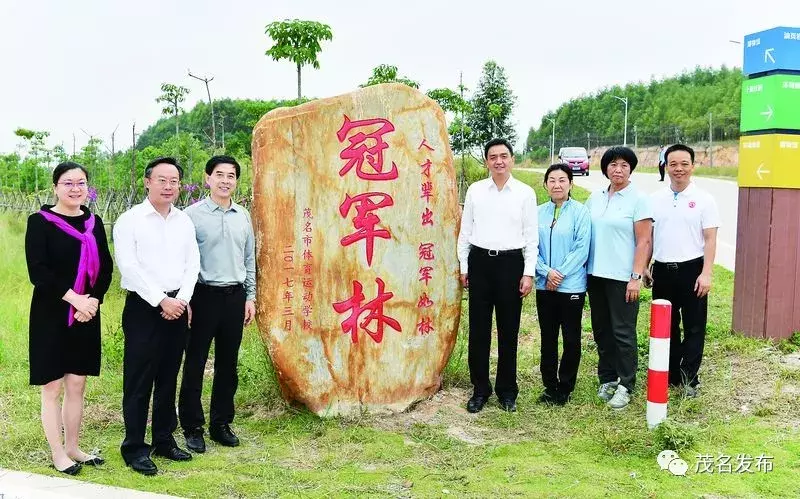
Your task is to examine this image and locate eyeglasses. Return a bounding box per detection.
[151,178,181,187]
[58,181,88,189]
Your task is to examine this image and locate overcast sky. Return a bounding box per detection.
[0,0,795,154]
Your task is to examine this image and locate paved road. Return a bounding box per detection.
[521,168,738,271]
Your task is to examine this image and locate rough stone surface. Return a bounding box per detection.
[251,83,462,416]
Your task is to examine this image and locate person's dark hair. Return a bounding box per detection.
[600,146,638,178]
[664,143,695,164]
[205,155,241,178]
[144,157,184,179]
[544,163,573,183]
[544,163,574,198]
[483,138,514,159]
[52,161,89,185]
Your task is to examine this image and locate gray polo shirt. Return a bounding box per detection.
[184,197,256,301]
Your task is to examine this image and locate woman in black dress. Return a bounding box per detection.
[25,162,113,475]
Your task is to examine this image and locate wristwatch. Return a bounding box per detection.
[631,272,642,281]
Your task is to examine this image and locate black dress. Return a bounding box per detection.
[25,205,114,385]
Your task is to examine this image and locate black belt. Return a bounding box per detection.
[654,257,703,270]
[472,246,523,257]
[197,282,244,295]
[126,289,179,298]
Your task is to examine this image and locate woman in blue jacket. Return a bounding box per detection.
[535,164,591,405]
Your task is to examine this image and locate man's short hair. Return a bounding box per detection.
[664,143,695,164]
[483,138,514,159]
[205,155,241,178]
[600,146,638,177]
[144,157,184,179]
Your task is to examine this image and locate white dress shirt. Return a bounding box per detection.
[113,198,201,307]
[457,175,539,276]
[651,182,720,263]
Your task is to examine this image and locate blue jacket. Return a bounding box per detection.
[535,198,591,293]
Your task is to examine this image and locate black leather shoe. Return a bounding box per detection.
[128,456,157,476]
[54,462,82,476]
[209,424,240,447]
[499,398,517,412]
[152,446,192,461]
[184,428,206,453]
[537,390,559,406]
[466,395,489,413]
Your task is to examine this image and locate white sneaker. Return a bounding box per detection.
[597,381,618,402]
[608,385,630,409]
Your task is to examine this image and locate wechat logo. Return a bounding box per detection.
[658,450,689,476]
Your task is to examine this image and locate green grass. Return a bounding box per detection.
[1,197,799,497]
[634,165,739,180]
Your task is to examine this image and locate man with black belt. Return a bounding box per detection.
[114,157,200,475]
[457,138,538,413]
[179,155,256,453]
[649,144,719,398]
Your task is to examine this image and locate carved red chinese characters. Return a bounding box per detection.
[251,83,461,416]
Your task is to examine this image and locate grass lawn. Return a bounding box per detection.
[633,166,738,180]
[0,176,798,497]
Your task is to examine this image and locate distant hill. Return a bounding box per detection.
[525,66,742,157]
[136,97,306,157]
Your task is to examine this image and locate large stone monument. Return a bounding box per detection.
[251,83,462,415]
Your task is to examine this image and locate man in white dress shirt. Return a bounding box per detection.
[457,138,539,413]
[113,157,200,475]
[649,144,719,398]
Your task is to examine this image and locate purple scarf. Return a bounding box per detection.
[38,209,101,326]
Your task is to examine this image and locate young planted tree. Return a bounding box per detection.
[156,83,190,137]
[265,19,333,100]
[467,60,517,147]
[360,64,419,89]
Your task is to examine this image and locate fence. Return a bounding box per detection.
[0,188,253,230]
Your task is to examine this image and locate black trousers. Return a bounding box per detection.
[652,257,707,387]
[658,162,666,181]
[121,292,188,463]
[587,276,640,392]
[535,290,585,395]
[179,283,246,431]
[467,247,524,400]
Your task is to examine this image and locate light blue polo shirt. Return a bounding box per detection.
[585,182,653,282]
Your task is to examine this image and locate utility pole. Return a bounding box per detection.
[587,132,590,153]
[612,95,629,146]
[219,113,226,151]
[131,123,137,198]
[188,69,216,148]
[545,117,556,165]
[633,124,638,149]
[709,113,714,167]
[110,125,118,190]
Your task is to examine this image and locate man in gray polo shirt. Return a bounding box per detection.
[178,155,256,452]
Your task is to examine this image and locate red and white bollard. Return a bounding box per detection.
[647,299,672,429]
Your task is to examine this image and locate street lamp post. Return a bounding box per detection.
[612,95,629,146]
[545,117,556,165]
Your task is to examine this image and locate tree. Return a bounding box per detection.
[265,19,333,100]
[14,128,51,191]
[360,64,419,89]
[156,83,190,137]
[467,60,517,147]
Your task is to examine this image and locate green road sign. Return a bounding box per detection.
[740,74,800,132]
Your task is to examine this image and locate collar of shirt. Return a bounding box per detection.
[486,174,517,192]
[141,197,179,219]
[204,197,239,213]
[602,181,636,196]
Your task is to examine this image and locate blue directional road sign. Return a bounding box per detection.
[743,26,800,76]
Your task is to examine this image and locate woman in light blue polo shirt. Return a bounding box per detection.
[585,146,653,410]
[535,164,591,405]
